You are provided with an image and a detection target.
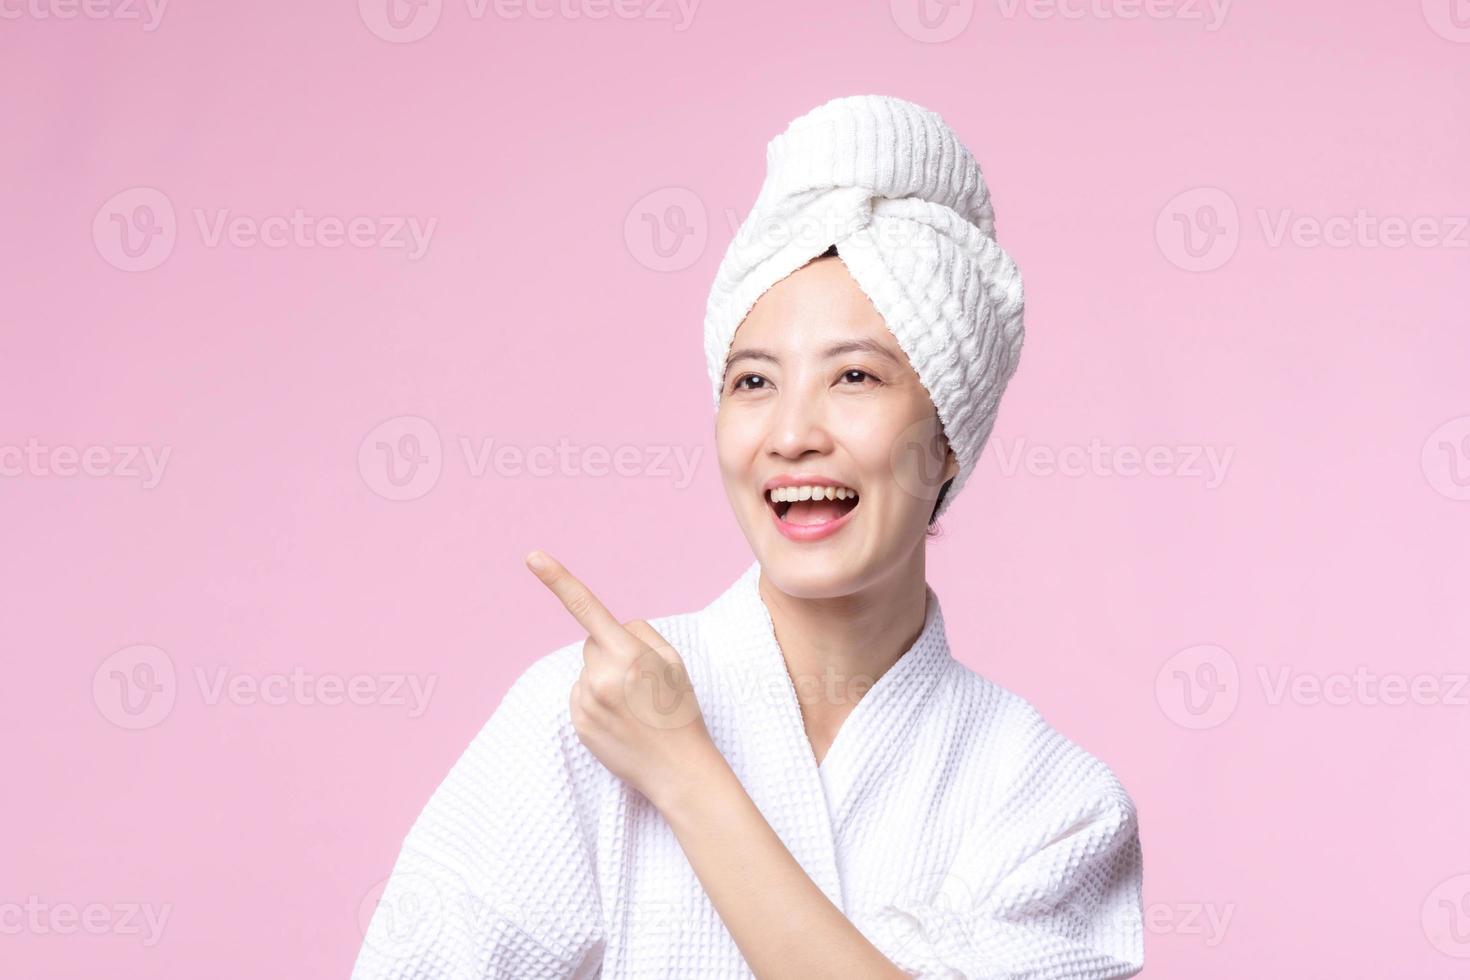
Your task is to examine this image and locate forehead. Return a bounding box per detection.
[733,256,897,353]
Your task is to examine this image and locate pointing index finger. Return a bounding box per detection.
[524,550,625,646]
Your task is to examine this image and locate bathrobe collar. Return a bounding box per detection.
[694,559,955,912]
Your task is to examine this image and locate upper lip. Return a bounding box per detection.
[761,474,859,495]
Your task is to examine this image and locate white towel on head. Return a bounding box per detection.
[703,94,1026,518]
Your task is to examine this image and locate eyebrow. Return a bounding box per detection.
[722,338,902,380]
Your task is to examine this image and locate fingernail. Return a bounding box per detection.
[525,551,547,572]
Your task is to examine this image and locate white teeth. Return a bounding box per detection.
[768,485,859,503]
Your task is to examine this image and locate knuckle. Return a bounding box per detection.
[588,666,624,702]
[566,589,595,621]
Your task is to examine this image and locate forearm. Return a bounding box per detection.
[650,742,909,980]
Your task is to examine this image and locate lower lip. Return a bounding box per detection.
[767,496,859,542]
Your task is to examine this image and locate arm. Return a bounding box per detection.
[524,550,907,978]
[651,739,910,980]
[651,744,1143,980]
[351,652,605,980]
[522,552,1143,979]
[859,784,1145,979]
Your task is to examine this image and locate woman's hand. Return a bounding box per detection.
[524,549,717,808]
[525,550,910,978]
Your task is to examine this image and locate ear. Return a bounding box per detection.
[941,441,960,485]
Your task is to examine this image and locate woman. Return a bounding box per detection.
[352,95,1144,979]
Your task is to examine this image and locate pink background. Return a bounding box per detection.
[4,1,1468,976]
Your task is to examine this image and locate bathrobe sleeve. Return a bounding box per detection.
[861,706,1145,979]
[350,648,605,980]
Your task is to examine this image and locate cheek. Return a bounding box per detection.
[862,414,949,510]
[843,418,897,480]
[714,411,759,482]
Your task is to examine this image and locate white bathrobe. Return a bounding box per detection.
[351,561,1144,979]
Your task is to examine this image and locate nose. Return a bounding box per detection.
[765,383,834,461]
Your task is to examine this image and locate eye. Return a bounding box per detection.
[839,369,880,386]
[732,373,769,391]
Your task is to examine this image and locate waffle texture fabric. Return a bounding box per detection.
[352,560,1144,978]
[702,95,1026,519]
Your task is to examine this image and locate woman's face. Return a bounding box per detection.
[715,254,958,598]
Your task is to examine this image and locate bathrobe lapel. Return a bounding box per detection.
[695,561,846,909]
[694,560,954,914]
[815,583,952,834]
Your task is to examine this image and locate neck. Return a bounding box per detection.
[756,545,931,757]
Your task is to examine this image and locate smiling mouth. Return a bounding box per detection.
[765,485,860,526]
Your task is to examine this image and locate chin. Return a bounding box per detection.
[752,532,873,599]
[756,516,932,601]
